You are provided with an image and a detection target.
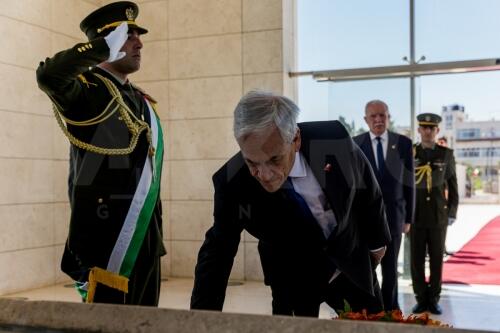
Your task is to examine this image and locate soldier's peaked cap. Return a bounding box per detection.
[80,1,147,40]
[417,113,442,127]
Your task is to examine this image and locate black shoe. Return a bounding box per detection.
[428,302,442,315]
[411,303,427,313]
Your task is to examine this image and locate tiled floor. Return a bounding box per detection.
[4,204,500,332]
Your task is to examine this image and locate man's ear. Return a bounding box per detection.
[294,128,301,152]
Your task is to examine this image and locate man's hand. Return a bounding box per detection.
[104,22,128,62]
[370,246,386,267]
[403,223,411,234]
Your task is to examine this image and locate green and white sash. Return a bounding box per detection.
[85,99,164,303]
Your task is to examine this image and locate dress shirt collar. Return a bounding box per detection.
[369,130,388,142]
[288,152,307,178]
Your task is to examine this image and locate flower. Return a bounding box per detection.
[334,301,450,327]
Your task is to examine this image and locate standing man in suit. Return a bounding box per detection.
[191,91,391,317]
[353,100,415,311]
[411,113,458,315]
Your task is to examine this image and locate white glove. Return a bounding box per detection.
[448,217,456,226]
[104,22,128,62]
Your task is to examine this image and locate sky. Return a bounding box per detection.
[296,0,500,132]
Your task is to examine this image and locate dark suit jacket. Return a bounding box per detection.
[191,121,391,311]
[354,131,415,235]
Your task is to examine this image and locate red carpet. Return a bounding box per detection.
[443,215,500,285]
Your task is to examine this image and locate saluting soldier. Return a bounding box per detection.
[36,1,165,305]
[410,113,458,315]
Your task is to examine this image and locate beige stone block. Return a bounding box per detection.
[129,41,168,82]
[0,112,53,159]
[243,30,283,74]
[138,0,168,42]
[53,203,71,245]
[230,242,245,280]
[53,121,71,161]
[244,241,264,281]
[243,73,284,94]
[51,0,96,39]
[282,0,296,99]
[51,33,83,56]
[168,118,238,160]
[54,244,71,284]
[170,240,200,277]
[169,35,241,79]
[53,160,70,203]
[0,64,52,116]
[100,0,151,4]
[83,0,101,5]
[169,0,240,39]
[170,240,243,279]
[133,81,168,119]
[169,159,224,200]
[160,120,169,159]
[0,204,54,253]
[0,247,56,295]
[243,0,282,32]
[0,0,51,29]
[169,200,213,241]
[243,230,258,242]
[0,17,52,69]
[160,240,172,277]
[0,159,54,205]
[160,159,171,200]
[161,199,171,240]
[169,76,242,120]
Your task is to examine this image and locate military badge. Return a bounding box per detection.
[126,7,135,21]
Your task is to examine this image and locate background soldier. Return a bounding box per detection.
[410,113,458,315]
[36,1,165,305]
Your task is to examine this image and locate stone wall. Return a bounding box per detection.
[0,0,296,295]
[0,0,101,295]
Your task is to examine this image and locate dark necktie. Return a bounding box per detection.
[282,178,317,227]
[282,178,337,275]
[376,136,385,175]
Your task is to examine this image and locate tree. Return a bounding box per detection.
[338,116,354,136]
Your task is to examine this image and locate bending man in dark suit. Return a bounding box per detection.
[353,100,415,311]
[191,91,391,317]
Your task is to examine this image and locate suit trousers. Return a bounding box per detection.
[380,232,402,310]
[410,226,447,304]
[271,272,384,317]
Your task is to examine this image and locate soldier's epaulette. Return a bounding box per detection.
[130,82,157,104]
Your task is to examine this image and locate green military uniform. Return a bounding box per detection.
[410,113,458,309]
[36,2,165,305]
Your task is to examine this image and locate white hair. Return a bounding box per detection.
[233,91,299,143]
